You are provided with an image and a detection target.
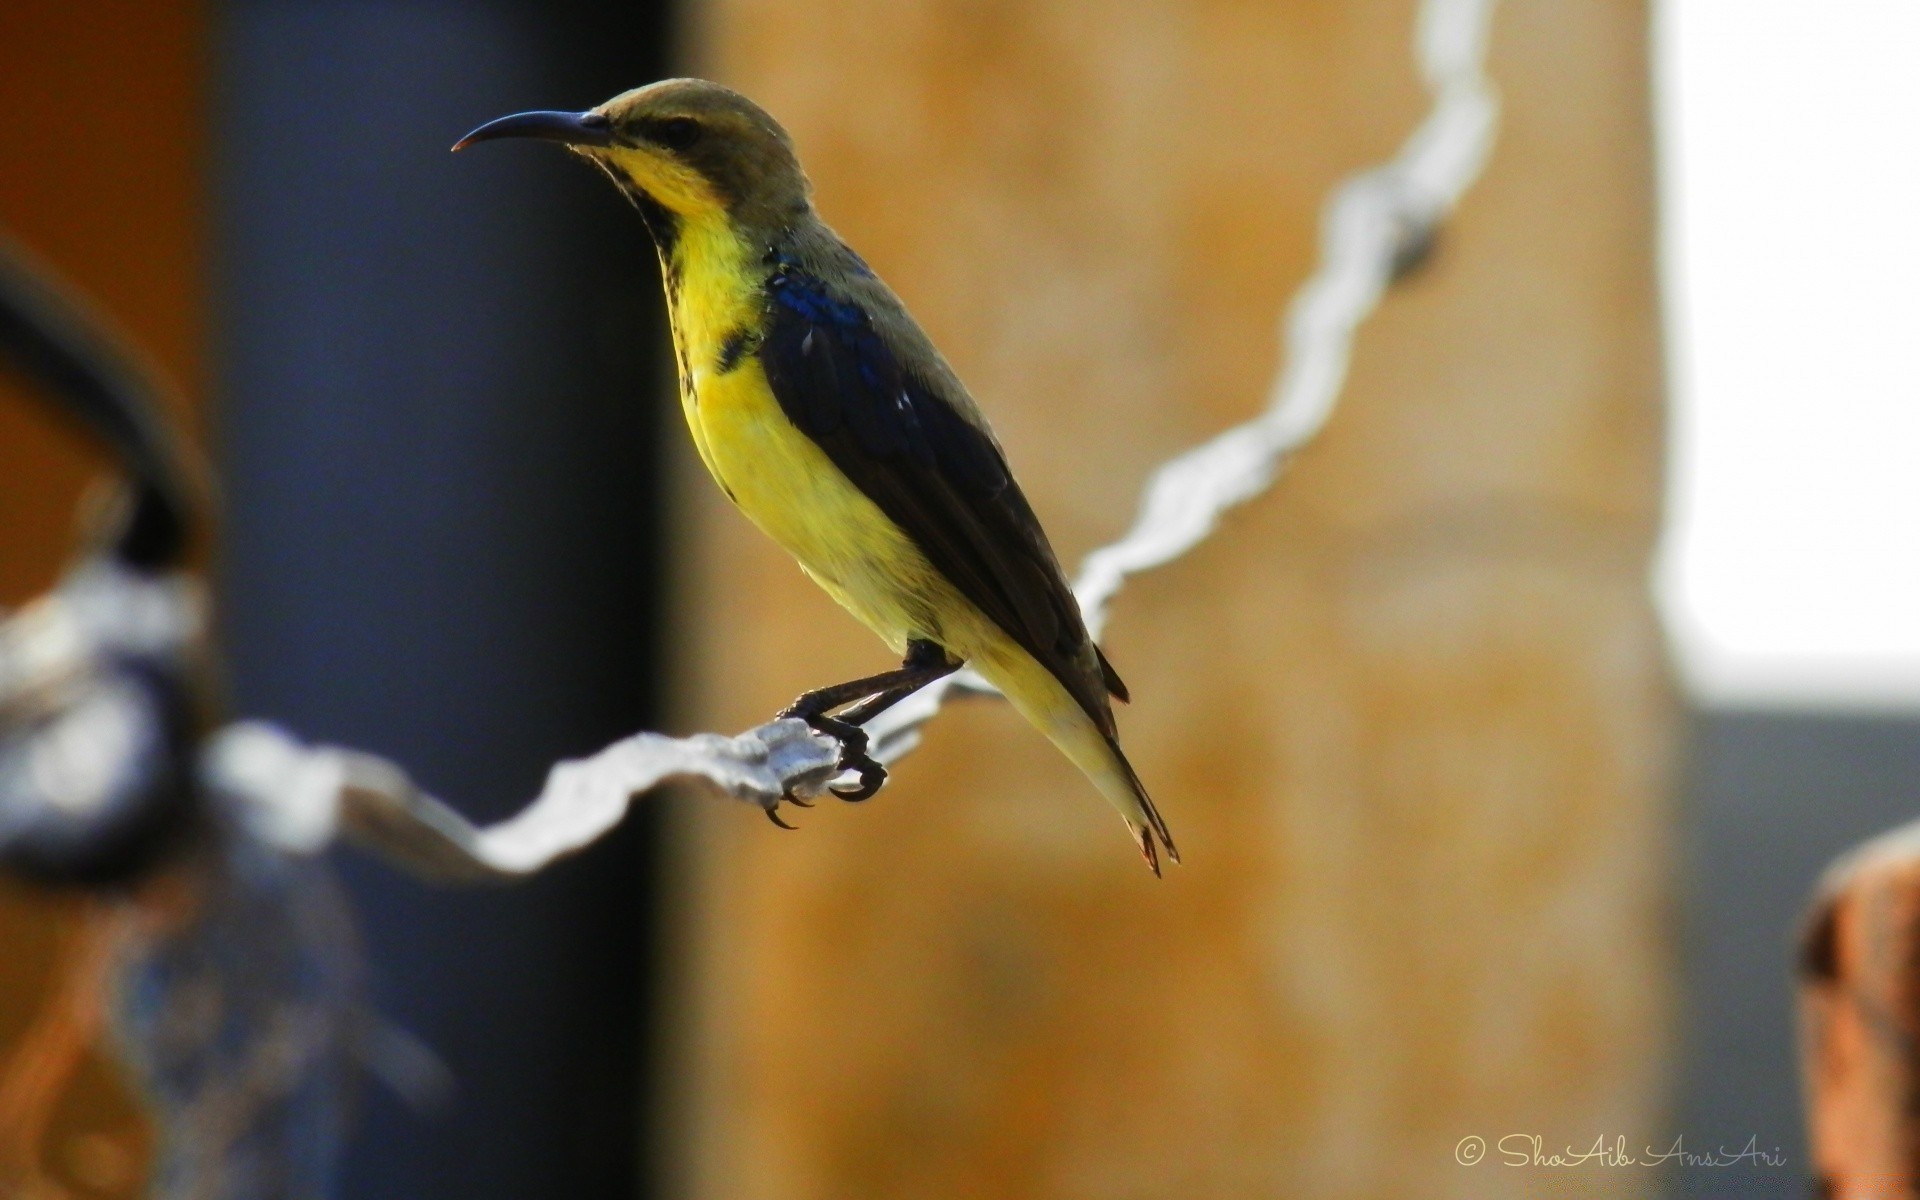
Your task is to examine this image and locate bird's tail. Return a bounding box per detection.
[1077,723,1179,877]
[1090,725,1175,875]
[973,647,1178,876]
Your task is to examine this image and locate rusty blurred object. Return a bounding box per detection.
[0,4,206,1187]
[0,901,123,1199]
[0,565,205,886]
[1798,821,1920,1199]
[0,235,196,573]
[0,237,206,887]
[0,0,205,614]
[0,232,367,1199]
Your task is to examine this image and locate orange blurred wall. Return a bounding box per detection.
[669,2,1676,1198]
[0,3,205,1195]
[0,0,205,601]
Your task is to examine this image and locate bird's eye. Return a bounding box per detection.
[648,117,703,151]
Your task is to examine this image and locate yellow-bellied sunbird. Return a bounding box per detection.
[455,78,1176,873]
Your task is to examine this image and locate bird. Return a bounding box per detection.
[454,78,1176,874]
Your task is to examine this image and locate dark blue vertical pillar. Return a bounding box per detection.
[213,4,671,1197]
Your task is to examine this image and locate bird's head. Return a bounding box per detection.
[454,78,811,232]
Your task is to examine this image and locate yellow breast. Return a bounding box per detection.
[662,216,952,653]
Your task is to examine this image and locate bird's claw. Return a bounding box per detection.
[795,712,888,803]
[829,758,887,802]
[766,770,829,827]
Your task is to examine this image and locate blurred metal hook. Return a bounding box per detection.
[0,233,199,570]
[0,230,207,884]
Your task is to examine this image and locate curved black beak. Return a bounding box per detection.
[452,109,614,153]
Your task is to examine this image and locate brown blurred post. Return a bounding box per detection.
[0,2,205,1195]
[667,1,1674,1197]
[1799,825,1920,1199]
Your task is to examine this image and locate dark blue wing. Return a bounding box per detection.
[758,264,1121,725]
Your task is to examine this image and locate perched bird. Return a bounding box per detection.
[455,79,1176,873]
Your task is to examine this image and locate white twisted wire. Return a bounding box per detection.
[863,0,1500,760]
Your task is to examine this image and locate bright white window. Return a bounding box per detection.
[1656,0,1920,709]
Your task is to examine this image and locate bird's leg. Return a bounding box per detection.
[834,640,959,725]
[820,654,962,802]
[776,640,959,808]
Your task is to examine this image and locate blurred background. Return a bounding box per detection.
[0,1,1912,1198]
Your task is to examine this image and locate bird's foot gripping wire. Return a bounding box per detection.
[764,642,961,827]
[808,712,888,802]
[760,699,884,829]
[761,716,879,828]
[762,719,881,828]
[766,711,885,819]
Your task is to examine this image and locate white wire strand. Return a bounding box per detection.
[1078,0,1499,637]
[863,0,1500,761]
[174,0,1502,874]
[202,717,841,879]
